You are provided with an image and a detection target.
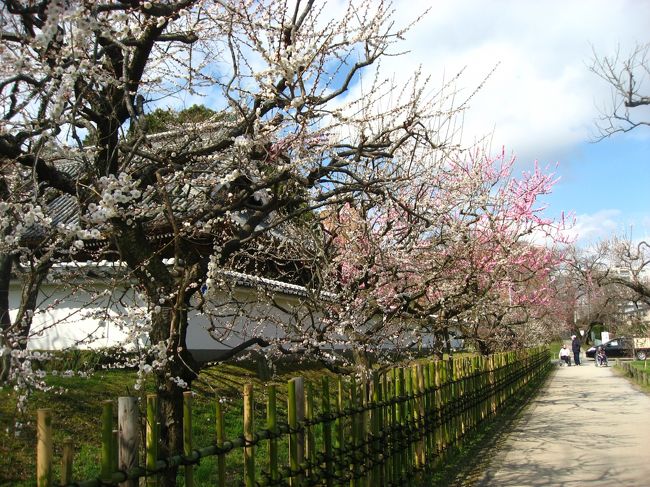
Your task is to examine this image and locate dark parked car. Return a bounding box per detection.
[586,337,639,359]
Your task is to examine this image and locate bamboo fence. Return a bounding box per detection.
[616,359,650,387]
[36,347,551,486]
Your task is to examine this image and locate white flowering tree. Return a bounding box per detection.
[0,1,466,480]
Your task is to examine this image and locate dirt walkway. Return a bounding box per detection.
[474,358,650,487]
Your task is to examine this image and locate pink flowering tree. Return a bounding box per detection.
[322,149,571,364]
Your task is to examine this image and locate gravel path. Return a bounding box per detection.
[474,359,650,487]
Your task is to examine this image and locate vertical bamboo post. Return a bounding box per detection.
[360,373,369,486]
[442,360,450,454]
[112,430,119,473]
[382,372,391,483]
[405,366,415,477]
[215,398,226,487]
[370,373,381,486]
[425,361,434,464]
[36,409,52,487]
[267,385,279,483]
[118,397,139,487]
[243,384,255,487]
[61,437,74,486]
[349,376,359,487]
[335,376,344,481]
[416,364,426,467]
[146,395,159,487]
[391,367,400,484]
[100,401,113,481]
[398,367,407,483]
[321,376,334,487]
[434,360,442,459]
[183,391,194,487]
[288,378,301,486]
[292,377,305,466]
[306,381,316,479]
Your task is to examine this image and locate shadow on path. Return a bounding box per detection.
[473,361,650,487]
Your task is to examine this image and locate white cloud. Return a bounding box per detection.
[565,209,623,244]
[376,0,650,163]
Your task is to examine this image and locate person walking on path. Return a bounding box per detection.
[571,335,581,365]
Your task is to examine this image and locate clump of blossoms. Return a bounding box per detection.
[86,173,144,225]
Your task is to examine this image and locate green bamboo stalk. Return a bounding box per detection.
[415,364,425,468]
[360,373,369,486]
[370,373,381,486]
[442,361,450,454]
[243,384,255,487]
[36,409,52,487]
[215,398,226,487]
[61,437,73,486]
[100,401,113,481]
[382,372,391,483]
[183,391,194,487]
[405,366,415,479]
[288,379,300,486]
[267,385,279,483]
[391,367,400,484]
[321,377,333,487]
[306,381,315,478]
[335,376,344,482]
[434,360,442,458]
[146,395,159,487]
[425,361,434,464]
[397,367,406,483]
[349,376,358,487]
[111,430,118,473]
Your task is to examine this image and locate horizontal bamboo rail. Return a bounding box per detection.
[36,347,551,486]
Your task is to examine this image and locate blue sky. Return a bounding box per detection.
[544,136,650,244]
[378,0,650,246]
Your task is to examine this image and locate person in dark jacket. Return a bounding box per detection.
[571,335,581,365]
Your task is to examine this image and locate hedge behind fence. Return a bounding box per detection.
[36,347,551,486]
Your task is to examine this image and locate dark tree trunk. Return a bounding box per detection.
[433,328,451,359]
[14,261,50,349]
[352,347,373,370]
[476,338,492,356]
[150,305,199,487]
[156,359,196,487]
[0,254,12,382]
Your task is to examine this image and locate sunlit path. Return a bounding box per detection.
[475,361,650,487]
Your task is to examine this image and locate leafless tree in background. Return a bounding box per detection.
[590,42,650,139]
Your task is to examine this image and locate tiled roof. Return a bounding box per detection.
[215,269,336,300]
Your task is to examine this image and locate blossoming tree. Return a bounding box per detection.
[321,149,571,365]
[0,1,466,481]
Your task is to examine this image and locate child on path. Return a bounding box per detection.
[559,344,571,366]
[596,346,608,367]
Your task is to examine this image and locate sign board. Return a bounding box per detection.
[601,331,610,343]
